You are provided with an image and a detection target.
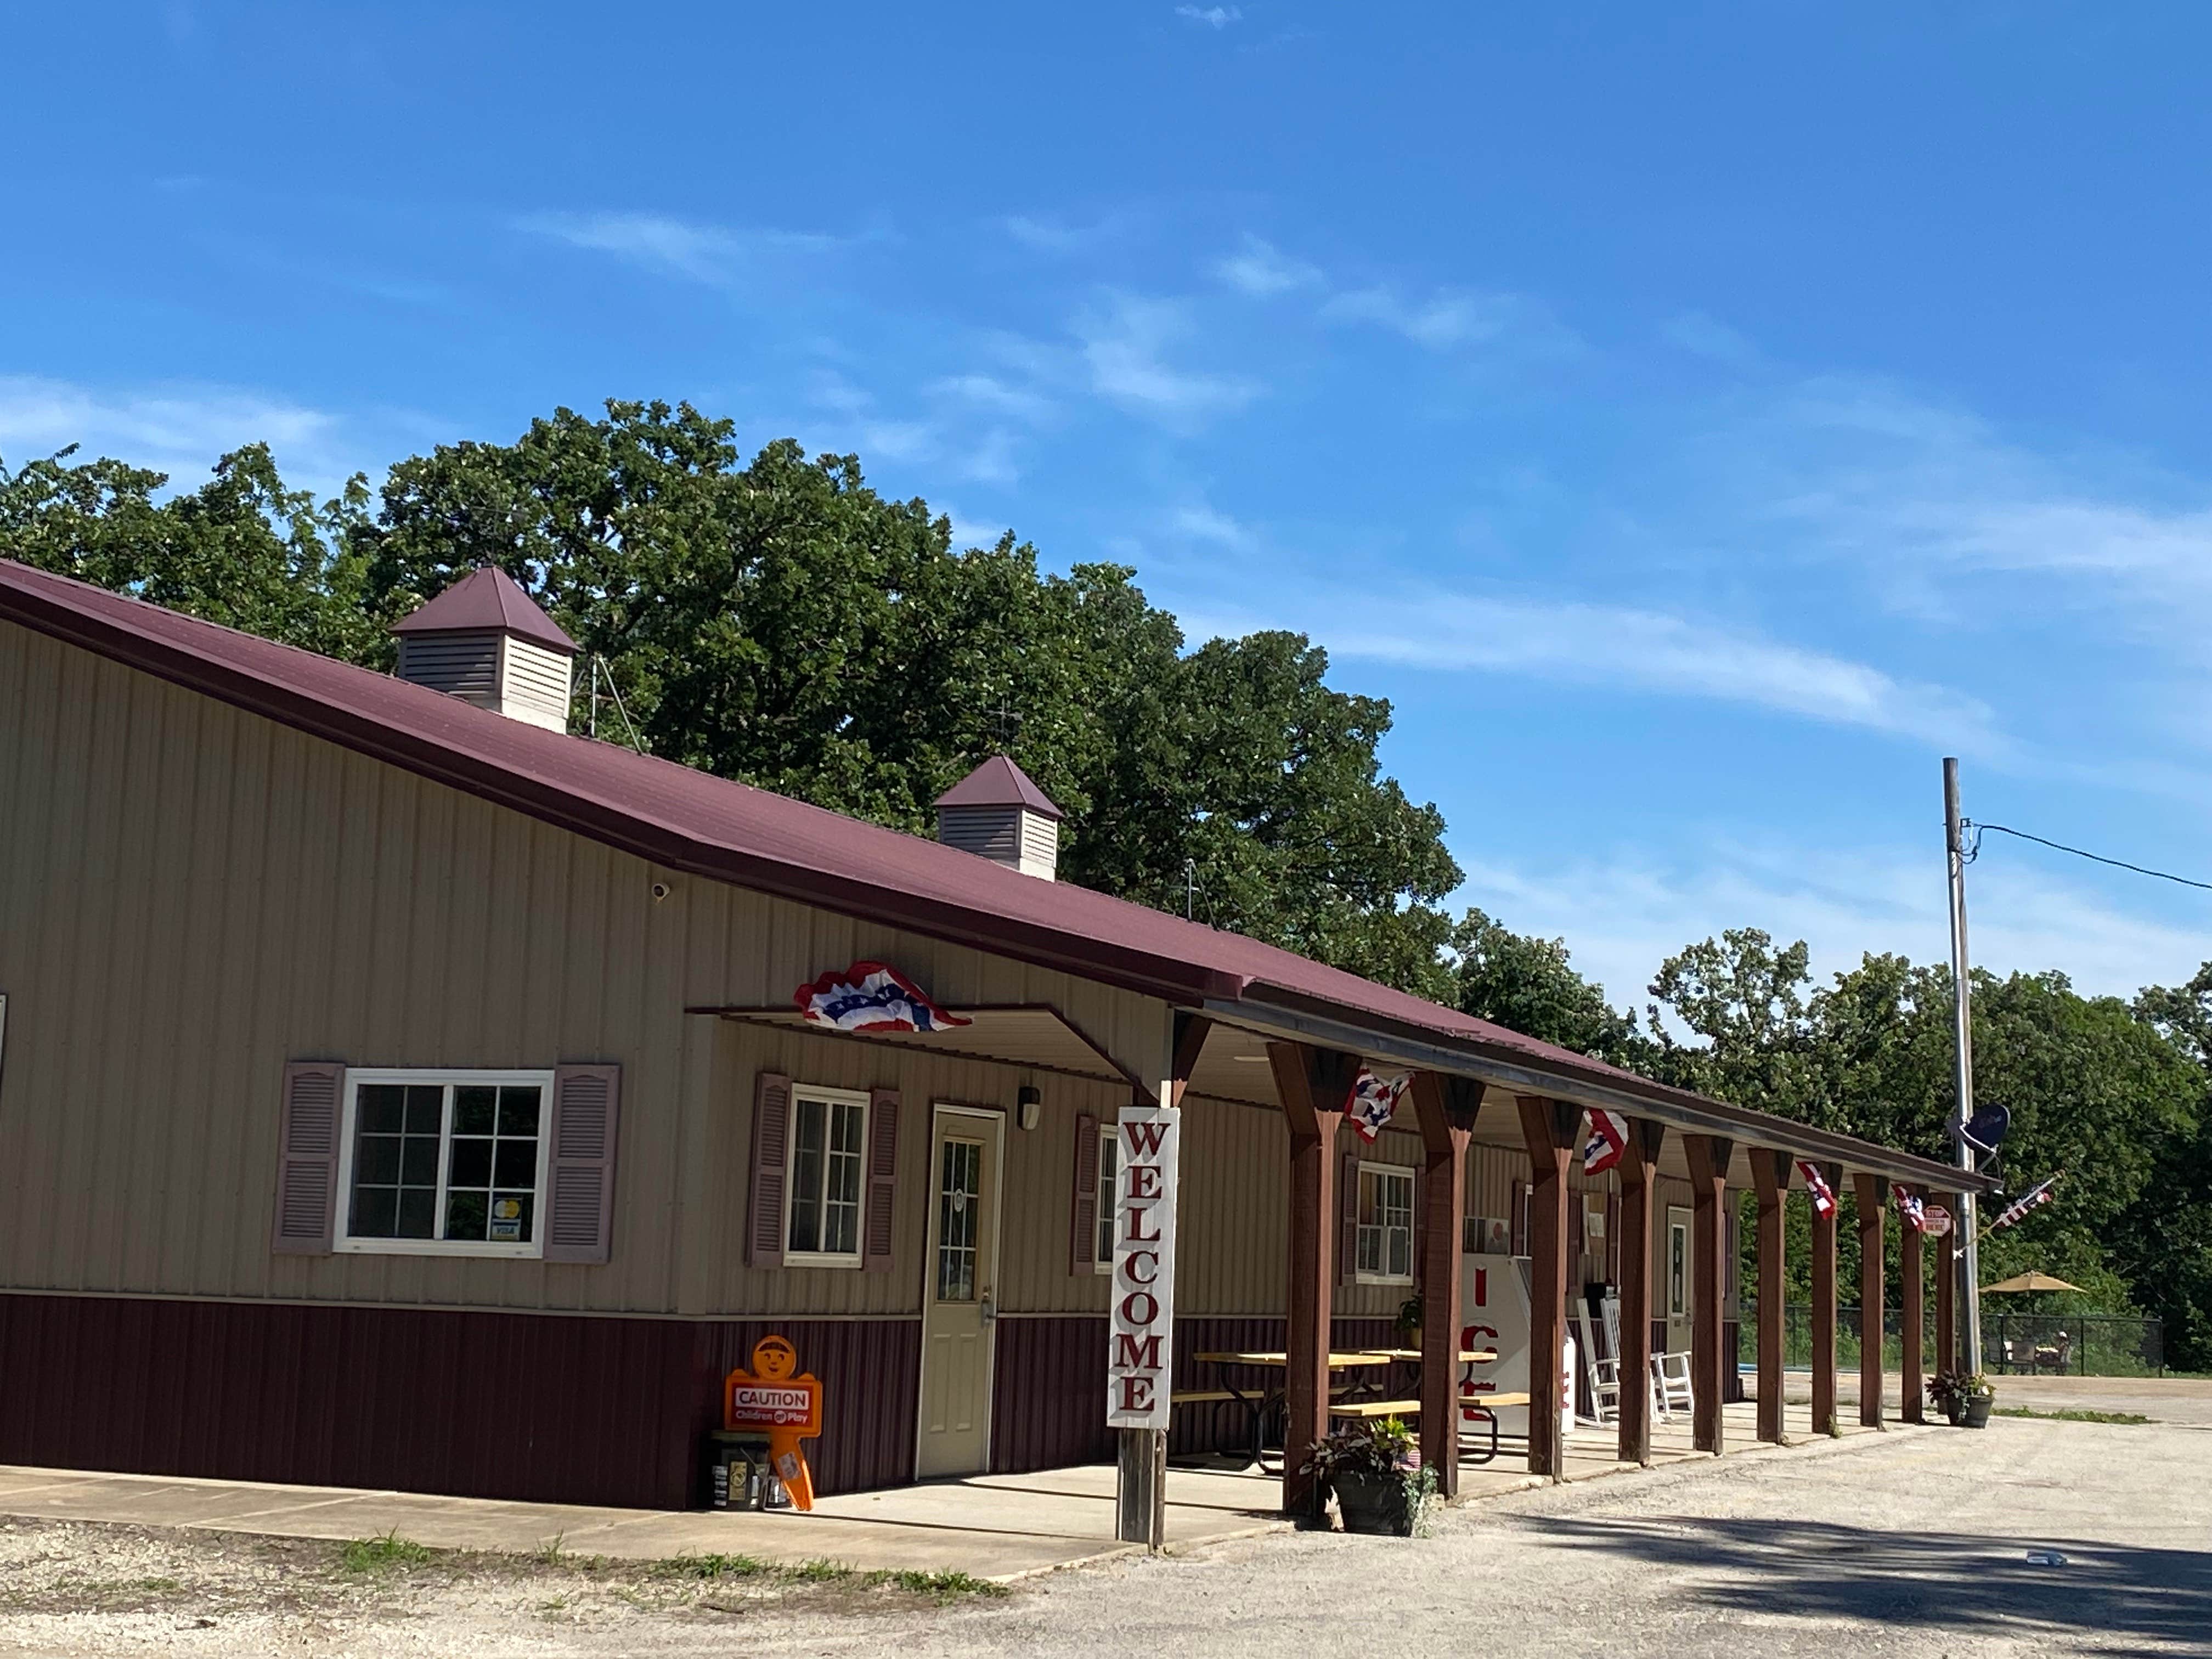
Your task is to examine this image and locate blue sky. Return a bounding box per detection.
[8,2,2212,1008]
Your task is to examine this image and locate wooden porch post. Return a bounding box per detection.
[1412,1074,1481,1496]
[1810,1161,1842,1436]
[1934,1190,1958,1376]
[1853,1171,1886,1429]
[1518,1096,1579,1480]
[1684,1135,1734,1455]
[1615,1119,1664,1465]
[1900,1182,1925,1424]
[1749,1149,1788,1444]
[1269,1040,1357,1519]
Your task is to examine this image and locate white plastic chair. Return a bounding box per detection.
[1652,1351,1695,1421]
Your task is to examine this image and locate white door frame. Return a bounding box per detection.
[912,1103,1007,1480]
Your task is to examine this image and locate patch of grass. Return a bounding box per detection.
[790,1558,854,1583]
[873,1568,1007,1604]
[534,1532,566,1565]
[649,1551,774,1581]
[338,1530,437,1573]
[1991,1405,2152,1424]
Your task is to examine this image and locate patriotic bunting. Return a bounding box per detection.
[1343,1068,1411,1142]
[1797,1160,1837,1217]
[1986,1172,2060,1235]
[795,961,972,1034]
[1893,1184,1928,1233]
[1582,1109,1630,1176]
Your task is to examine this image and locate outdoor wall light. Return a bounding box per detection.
[1016,1085,1042,1130]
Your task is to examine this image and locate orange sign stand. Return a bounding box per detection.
[723,1335,824,1511]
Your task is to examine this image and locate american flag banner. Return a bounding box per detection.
[1582,1109,1630,1175]
[1343,1068,1411,1142]
[1797,1160,1837,1217]
[795,961,973,1034]
[1892,1184,1928,1232]
[1986,1172,2061,1234]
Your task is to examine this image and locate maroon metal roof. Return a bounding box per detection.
[935,755,1065,821]
[0,556,1989,1186]
[391,566,578,656]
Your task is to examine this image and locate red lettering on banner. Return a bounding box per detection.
[1127,1163,1163,1200]
[1120,1289,1159,1325]
[1114,1331,1164,1369]
[1122,1119,1170,1156]
[1119,1375,1156,1413]
[1125,1248,1160,1284]
[1122,1204,1161,1243]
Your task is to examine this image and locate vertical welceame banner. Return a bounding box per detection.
[1105,1100,1180,1429]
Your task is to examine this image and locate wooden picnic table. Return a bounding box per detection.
[1191,1351,1398,1470]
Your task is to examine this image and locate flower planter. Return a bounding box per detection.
[1940,1397,1964,1426]
[1333,1469,1418,1536]
[1962,1395,1994,1429]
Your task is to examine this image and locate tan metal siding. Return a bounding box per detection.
[0,619,1171,1319]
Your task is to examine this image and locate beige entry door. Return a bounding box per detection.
[1665,1205,1693,1353]
[916,1105,1003,1478]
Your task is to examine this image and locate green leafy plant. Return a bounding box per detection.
[1926,1370,1994,1412]
[338,1530,435,1573]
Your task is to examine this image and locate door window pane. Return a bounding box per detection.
[935,1138,981,1302]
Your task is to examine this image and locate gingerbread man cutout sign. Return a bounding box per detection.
[724,1335,824,1510]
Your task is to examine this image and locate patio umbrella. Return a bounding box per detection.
[1982,1271,2083,1294]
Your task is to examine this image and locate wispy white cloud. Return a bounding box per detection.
[1455,836,2211,1013]
[1662,310,1759,364]
[0,375,362,499]
[928,373,1055,424]
[517,210,847,287]
[1076,295,1261,427]
[1211,235,1323,297]
[1002,213,1130,256]
[1167,501,1261,551]
[1175,4,1243,27]
[1323,285,1583,356]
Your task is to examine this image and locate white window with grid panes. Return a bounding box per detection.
[1356,1161,1415,1284]
[1093,1123,1117,1272]
[334,1070,555,1257]
[785,1086,870,1267]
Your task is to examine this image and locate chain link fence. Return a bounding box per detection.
[1739,1303,2165,1376]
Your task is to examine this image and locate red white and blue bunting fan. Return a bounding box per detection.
[795,961,973,1034]
[1582,1109,1630,1176]
[1892,1184,1929,1232]
[1796,1160,1837,1217]
[1985,1172,2061,1235]
[1344,1068,1411,1142]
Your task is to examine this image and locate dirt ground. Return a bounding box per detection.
[2,1410,2205,1657]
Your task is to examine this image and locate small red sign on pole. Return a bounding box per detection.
[1922,1206,1953,1237]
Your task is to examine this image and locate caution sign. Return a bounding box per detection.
[723,1336,824,1509]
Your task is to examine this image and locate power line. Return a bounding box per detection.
[1966,820,2212,894]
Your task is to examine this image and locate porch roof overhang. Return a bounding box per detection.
[1194,990,1994,1193]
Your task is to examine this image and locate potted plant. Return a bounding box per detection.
[1393,1296,1423,1349]
[1927,1370,1996,1427]
[1301,1415,1436,1536]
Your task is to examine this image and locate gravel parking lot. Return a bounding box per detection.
[3,1411,2205,1657]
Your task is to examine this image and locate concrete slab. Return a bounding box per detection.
[0,1400,1923,1584]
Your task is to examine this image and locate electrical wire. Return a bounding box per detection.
[1966,821,2212,893]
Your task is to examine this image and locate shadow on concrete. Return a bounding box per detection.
[1516,1513,2211,1657]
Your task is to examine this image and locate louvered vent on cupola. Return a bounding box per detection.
[934,755,1064,879]
[391,566,579,733]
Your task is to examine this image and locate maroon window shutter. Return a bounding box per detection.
[1338,1150,1359,1285]
[748,1071,792,1268]
[272,1061,345,1254]
[544,1064,622,1264]
[1511,1178,1528,1257]
[1071,1111,1100,1274]
[864,1088,900,1273]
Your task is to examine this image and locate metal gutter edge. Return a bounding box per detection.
[1204,996,1994,1190]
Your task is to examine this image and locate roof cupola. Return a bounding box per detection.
[934,755,1064,879]
[391,566,578,733]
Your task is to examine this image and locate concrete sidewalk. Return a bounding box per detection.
[0,1398,1907,1583]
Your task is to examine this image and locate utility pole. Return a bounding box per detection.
[1942,758,1983,1376]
